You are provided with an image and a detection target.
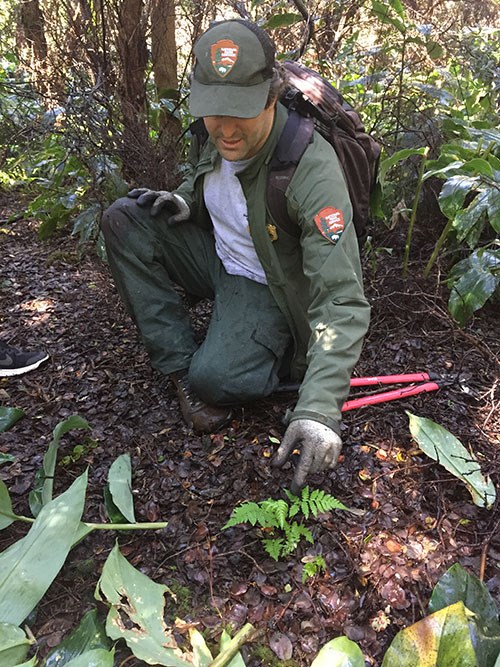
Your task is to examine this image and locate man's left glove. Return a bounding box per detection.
[128,188,190,224]
[272,419,342,495]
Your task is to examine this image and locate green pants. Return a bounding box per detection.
[101,198,292,405]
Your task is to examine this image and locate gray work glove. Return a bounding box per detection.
[128,188,190,224]
[272,419,342,495]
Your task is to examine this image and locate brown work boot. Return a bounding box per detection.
[171,372,232,433]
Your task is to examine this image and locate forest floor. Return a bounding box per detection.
[1,195,499,666]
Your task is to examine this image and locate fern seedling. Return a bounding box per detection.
[223,486,350,567]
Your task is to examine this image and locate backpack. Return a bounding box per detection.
[267,60,381,241]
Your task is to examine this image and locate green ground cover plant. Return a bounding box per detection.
[1,411,498,665]
[223,487,350,572]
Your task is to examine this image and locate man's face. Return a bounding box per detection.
[203,103,276,161]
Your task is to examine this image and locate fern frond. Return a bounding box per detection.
[283,521,314,554]
[259,500,283,528]
[274,499,289,529]
[320,493,349,512]
[223,501,280,529]
[309,489,350,517]
[301,499,310,520]
[262,538,284,561]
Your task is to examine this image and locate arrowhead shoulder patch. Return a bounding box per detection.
[314,207,345,244]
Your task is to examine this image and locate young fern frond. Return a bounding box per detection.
[223,502,279,529]
[282,522,314,556]
[262,538,284,561]
[223,487,351,566]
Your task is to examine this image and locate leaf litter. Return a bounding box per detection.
[0,206,499,665]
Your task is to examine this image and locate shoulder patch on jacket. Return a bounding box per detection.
[314,207,345,244]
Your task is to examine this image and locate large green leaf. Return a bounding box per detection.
[407,413,496,508]
[382,602,476,666]
[461,158,495,178]
[263,13,302,29]
[484,185,500,232]
[218,629,249,667]
[429,564,499,626]
[425,39,445,60]
[448,266,498,326]
[0,622,34,666]
[43,609,110,667]
[0,471,88,625]
[189,628,212,667]
[0,480,14,530]
[106,454,135,523]
[64,648,114,667]
[310,636,365,666]
[378,147,428,187]
[428,565,500,664]
[453,189,489,246]
[95,543,190,666]
[0,407,24,433]
[448,248,500,282]
[370,0,406,33]
[438,174,481,219]
[29,415,90,516]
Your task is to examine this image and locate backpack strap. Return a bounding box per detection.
[267,110,315,238]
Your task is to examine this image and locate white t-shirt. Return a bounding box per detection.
[204,158,268,285]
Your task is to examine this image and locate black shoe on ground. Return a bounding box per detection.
[0,341,49,377]
[171,372,232,433]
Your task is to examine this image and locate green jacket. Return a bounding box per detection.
[176,103,370,433]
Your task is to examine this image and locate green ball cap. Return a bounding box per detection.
[189,20,276,119]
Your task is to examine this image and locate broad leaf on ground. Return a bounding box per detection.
[407,412,496,508]
[429,564,500,667]
[0,471,88,625]
[310,636,365,666]
[188,628,212,667]
[0,407,24,433]
[0,622,34,665]
[429,563,499,623]
[106,454,135,523]
[64,648,114,667]
[382,602,477,666]
[220,630,247,667]
[95,543,190,666]
[29,415,90,517]
[0,480,14,531]
[43,608,111,667]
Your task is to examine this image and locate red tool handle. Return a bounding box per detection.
[341,380,440,412]
[350,372,432,386]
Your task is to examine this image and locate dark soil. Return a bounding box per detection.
[1,201,499,666]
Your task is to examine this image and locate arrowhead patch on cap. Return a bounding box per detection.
[211,40,239,78]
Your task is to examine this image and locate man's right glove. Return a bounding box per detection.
[128,188,190,225]
[272,419,342,495]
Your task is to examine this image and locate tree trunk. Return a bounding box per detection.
[115,0,149,182]
[18,0,49,97]
[20,0,48,61]
[151,0,181,143]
